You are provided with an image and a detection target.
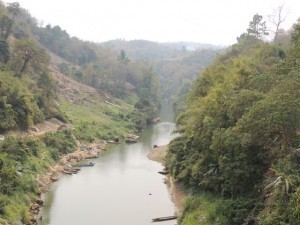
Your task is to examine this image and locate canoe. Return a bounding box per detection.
[62,170,73,175]
[107,140,120,144]
[75,162,95,167]
[85,155,99,159]
[158,171,169,175]
[125,138,137,143]
[152,216,177,222]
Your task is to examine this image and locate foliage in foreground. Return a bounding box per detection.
[0,130,77,224]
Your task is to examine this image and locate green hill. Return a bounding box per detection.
[167,15,300,225]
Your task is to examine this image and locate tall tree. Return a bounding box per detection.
[6,2,20,21]
[0,39,9,64]
[268,5,287,42]
[247,14,269,39]
[118,49,130,65]
[10,40,49,78]
[0,15,13,40]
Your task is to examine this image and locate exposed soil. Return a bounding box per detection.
[51,68,111,104]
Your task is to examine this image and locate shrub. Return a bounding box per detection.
[43,130,76,154]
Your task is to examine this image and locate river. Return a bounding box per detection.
[40,103,177,225]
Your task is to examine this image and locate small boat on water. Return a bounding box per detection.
[152,216,177,222]
[158,171,169,175]
[85,155,99,159]
[62,170,74,175]
[75,162,95,167]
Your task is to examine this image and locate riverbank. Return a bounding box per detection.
[37,142,104,191]
[147,145,186,215]
[33,141,105,224]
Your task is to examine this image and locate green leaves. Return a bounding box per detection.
[167,15,300,225]
[0,15,13,40]
[247,14,269,39]
[237,72,300,151]
[0,71,45,131]
[10,39,49,77]
[42,130,76,155]
[0,40,10,64]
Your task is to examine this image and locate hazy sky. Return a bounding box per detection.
[3,0,300,45]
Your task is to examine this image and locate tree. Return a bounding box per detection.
[118,49,130,65]
[6,2,20,21]
[10,40,49,78]
[0,15,13,40]
[0,15,14,65]
[268,5,288,42]
[291,18,300,46]
[247,14,269,39]
[37,71,54,99]
[0,40,9,64]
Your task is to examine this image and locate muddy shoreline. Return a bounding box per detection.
[147,145,186,215]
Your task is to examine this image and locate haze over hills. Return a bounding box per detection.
[162,41,224,51]
[101,39,222,60]
[0,1,299,225]
[101,39,221,103]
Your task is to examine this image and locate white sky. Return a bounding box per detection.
[3,0,300,45]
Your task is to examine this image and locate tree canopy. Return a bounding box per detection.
[167,15,300,225]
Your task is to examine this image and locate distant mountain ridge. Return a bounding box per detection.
[101,39,221,104]
[101,39,222,60]
[161,41,224,51]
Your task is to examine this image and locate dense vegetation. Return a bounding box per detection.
[0,130,77,224]
[167,15,300,225]
[0,3,63,132]
[0,1,216,223]
[3,3,162,125]
[4,1,298,224]
[102,40,220,114]
[0,1,166,223]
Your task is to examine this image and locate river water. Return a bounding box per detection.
[40,103,177,225]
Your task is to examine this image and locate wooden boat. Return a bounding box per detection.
[107,140,120,144]
[125,138,137,143]
[158,171,169,175]
[62,170,73,175]
[75,162,95,167]
[85,155,99,159]
[152,216,177,222]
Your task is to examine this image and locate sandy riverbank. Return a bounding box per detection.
[147,145,186,215]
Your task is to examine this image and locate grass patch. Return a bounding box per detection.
[60,99,136,142]
[180,192,262,225]
[2,192,36,224]
[0,133,77,223]
[180,193,224,225]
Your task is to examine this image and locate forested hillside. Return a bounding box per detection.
[0,1,165,223]
[102,39,221,112]
[0,2,63,132]
[3,1,298,224]
[0,1,217,223]
[156,48,220,110]
[167,15,300,225]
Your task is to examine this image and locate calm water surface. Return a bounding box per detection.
[40,104,177,225]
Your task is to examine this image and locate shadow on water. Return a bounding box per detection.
[40,102,177,225]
